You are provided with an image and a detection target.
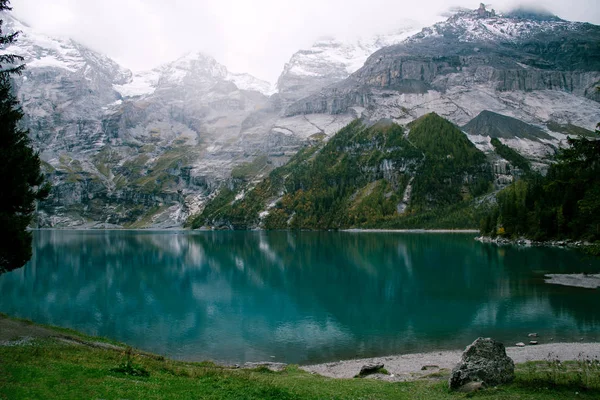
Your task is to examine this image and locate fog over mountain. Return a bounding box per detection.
[11,0,600,83]
[2,2,599,228]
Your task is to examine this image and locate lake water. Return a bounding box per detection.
[1,230,599,365]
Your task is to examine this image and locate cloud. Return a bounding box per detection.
[10,0,600,83]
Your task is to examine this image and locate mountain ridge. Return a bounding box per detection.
[2,6,598,229]
[284,5,600,131]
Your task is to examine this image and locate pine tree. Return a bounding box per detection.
[0,0,49,273]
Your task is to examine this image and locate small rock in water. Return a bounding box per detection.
[421,365,439,370]
[528,333,538,338]
[529,341,538,345]
[515,342,526,347]
[359,363,384,376]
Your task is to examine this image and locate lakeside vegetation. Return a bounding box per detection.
[1,315,599,399]
[480,131,600,244]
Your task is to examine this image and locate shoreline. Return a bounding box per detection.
[2,315,599,384]
[342,229,479,233]
[30,227,482,234]
[476,235,595,249]
[301,342,600,381]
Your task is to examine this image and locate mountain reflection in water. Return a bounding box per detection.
[1,230,599,364]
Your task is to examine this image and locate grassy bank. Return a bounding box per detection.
[1,316,599,399]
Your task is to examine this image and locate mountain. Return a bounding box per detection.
[462,110,558,162]
[115,53,274,97]
[284,5,600,159]
[5,6,600,229]
[2,13,130,155]
[4,13,357,228]
[1,14,288,228]
[276,22,421,107]
[463,111,553,141]
[191,114,494,230]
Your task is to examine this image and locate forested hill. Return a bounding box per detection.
[189,113,494,230]
[480,130,600,243]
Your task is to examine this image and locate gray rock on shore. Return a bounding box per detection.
[449,337,515,390]
[358,362,385,376]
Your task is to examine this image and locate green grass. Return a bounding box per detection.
[2,340,599,399]
[1,316,598,399]
[1,342,599,398]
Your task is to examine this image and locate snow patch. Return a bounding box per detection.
[114,70,160,97]
[226,72,274,95]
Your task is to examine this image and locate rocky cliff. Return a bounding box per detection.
[284,6,600,145]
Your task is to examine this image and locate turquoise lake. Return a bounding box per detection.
[0,230,599,365]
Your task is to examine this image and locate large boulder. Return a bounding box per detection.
[449,338,515,390]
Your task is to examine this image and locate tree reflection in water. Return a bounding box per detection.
[0,230,598,364]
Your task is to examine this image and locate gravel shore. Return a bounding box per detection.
[545,274,600,289]
[342,229,479,233]
[301,343,600,381]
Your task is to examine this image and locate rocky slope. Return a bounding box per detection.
[285,5,600,159]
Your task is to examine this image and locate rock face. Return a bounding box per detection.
[284,6,600,154]
[449,338,515,390]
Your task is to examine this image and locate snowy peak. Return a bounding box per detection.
[163,51,228,83]
[410,4,579,44]
[280,23,421,81]
[1,12,130,84]
[276,21,422,104]
[115,51,273,97]
[226,72,274,95]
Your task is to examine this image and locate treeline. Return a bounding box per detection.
[480,132,600,241]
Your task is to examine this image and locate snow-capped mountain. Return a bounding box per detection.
[115,52,274,98]
[285,5,600,160]
[276,22,422,105]
[226,72,274,95]
[2,13,130,83]
[1,13,129,155]
[411,4,577,44]
[0,14,284,228]
[3,6,599,228]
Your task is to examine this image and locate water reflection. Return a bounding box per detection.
[0,230,599,364]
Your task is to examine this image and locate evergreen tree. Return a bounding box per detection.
[0,0,49,273]
[480,123,600,242]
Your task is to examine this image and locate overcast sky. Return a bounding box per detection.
[10,0,600,83]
